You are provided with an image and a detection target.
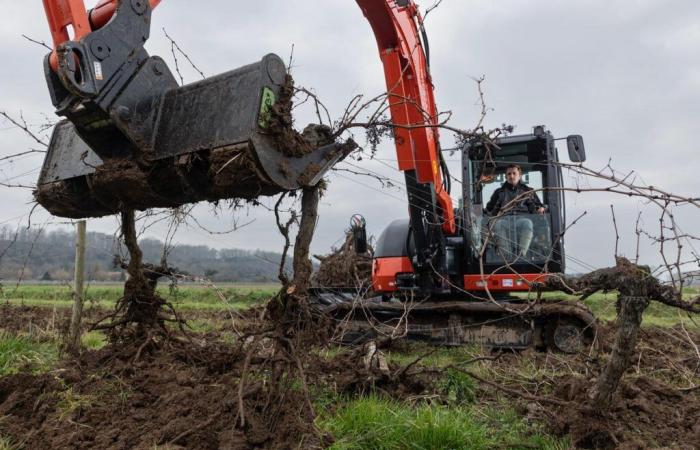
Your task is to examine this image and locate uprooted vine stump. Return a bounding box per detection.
[91,210,184,349]
[312,231,373,289]
[548,256,698,412]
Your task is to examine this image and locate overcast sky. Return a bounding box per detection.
[1,0,698,274]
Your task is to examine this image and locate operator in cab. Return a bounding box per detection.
[485,164,545,258]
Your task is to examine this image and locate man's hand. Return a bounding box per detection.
[537,207,546,215]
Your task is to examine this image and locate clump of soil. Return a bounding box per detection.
[265,75,315,158]
[35,144,288,219]
[312,232,373,288]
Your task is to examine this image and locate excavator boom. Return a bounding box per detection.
[357,0,456,292]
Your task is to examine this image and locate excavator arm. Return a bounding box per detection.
[357,0,455,291]
[43,0,161,72]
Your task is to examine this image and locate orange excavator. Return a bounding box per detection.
[37,0,596,351]
[325,1,596,352]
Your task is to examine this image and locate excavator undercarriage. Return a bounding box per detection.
[313,291,596,353]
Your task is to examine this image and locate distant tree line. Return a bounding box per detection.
[0,226,289,283]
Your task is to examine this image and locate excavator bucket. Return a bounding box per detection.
[35,2,351,218]
[36,54,349,218]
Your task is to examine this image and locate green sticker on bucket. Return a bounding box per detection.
[258,87,276,129]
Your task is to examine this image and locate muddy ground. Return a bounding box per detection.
[486,325,700,449]
[0,304,698,449]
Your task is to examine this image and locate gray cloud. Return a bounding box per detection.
[1,0,698,272]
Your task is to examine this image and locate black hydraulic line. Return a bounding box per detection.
[439,146,451,195]
[419,22,431,68]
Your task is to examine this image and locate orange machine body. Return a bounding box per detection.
[373,256,548,293]
[372,256,414,292]
[43,0,161,71]
[356,0,455,236]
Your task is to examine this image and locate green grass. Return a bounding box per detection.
[319,395,569,450]
[0,283,277,311]
[0,436,18,450]
[81,331,108,350]
[385,344,483,368]
[55,386,97,421]
[0,334,58,376]
[583,292,699,329]
[525,290,699,329]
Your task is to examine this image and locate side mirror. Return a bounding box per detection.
[567,135,586,162]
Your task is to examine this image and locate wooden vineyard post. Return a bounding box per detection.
[67,220,87,354]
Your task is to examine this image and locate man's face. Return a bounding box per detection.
[505,168,521,186]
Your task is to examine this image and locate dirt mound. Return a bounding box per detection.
[0,339,321,450]
[312,233,373,288]
[550,374,699,450]
[317,344,431,399]
[488,324,700,449]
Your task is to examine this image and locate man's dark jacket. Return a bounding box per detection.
[486,182,543,215]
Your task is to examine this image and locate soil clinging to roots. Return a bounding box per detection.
[91,210,184,348]
[312,232,373,289]
[34,75,356,219]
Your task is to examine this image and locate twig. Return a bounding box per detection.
[610,204,620,257]
[0,111,49,147]
[22,34,52,51]
[162,28,205,84]
[423,0,445,20]
[274,193,296,284]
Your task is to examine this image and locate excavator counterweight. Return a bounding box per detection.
[36,0,349,218]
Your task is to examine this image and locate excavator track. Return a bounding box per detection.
[312,290,597,353]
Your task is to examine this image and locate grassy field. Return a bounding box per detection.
[318,396,569,450]
[0,284,696,449]
[0,283,279,310]
[3,283,696,328]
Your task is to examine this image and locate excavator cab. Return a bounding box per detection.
[35,0,349,218]
[371,126,586,295]
[461,126,586,291]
